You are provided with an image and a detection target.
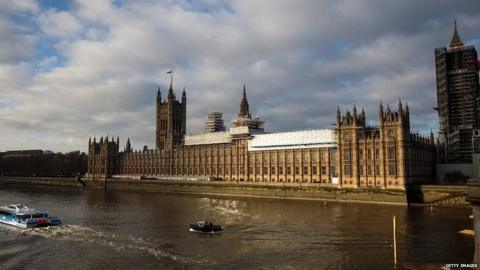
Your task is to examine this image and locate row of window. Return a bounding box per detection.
[343,147,396,161]
[118,165,332,176]
[342,164,396,176]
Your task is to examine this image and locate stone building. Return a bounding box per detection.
[87,83,436,190]
[435,21,480,163]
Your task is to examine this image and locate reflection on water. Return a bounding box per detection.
[0,184,474,270]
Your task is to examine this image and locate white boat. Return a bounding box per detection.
[0,204,61,228]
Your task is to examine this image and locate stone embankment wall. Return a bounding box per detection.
[0,176,468,207]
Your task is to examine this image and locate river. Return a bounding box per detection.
[0,184,474,269]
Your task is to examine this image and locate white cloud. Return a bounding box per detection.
[0,0,480,152]
[38,8,82,38]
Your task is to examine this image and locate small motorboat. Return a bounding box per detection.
[189,221,223,233]
[0,204,61,229]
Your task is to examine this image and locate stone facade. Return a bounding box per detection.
[87,84,436,190]
[336,102,435,190]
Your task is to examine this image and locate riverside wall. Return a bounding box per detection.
[0,176,468,207]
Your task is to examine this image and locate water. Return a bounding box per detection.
[0,184,474,269]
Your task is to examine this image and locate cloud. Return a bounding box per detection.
[38,8,82,38]
[0,0,480,152]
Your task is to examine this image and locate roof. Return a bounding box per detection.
[450,20,463,47]
[248,129,336,151]
[184,131,231,146]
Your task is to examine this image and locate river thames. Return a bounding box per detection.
[0,184,474,269]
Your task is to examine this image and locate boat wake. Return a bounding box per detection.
[198,198,249,224]
[20,225,210,266]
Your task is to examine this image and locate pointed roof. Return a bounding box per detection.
[239,84,250,118]
[181,87,186,101]
[167,83,175,99]
[449,20,463,47]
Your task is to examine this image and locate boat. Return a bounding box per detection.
[189,221,223,233]
[0,204,62,228]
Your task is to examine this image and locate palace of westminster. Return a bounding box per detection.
[87,22,480,190]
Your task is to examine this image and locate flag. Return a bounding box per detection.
[166,70,173,74]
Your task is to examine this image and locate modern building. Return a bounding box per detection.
[87,82,435,190]
[435,21,480,163]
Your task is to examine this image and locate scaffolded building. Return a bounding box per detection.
[204,112,226,133]
[435,21,480,163]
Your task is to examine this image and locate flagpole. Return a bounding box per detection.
[170,70,173,88]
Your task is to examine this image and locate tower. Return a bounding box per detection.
[155,76,187,151]
[435,20,480,163]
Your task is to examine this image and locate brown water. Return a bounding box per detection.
[0,184,474,269]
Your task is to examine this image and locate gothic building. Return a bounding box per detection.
[435,21,480,163]
[87,83,435,190]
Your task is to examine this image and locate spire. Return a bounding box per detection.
[336,106,341,124]
[167,70,175,100]
[126,138,131,152]
[182,87,186,102]
[449,19,463,48]
[157,87,161,103]
[239,84,250,117]
[398,98,403,113]
[88,137,91,146]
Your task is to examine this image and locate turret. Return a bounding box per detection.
[336,106,341,126]
[157,87,161,103]
[379,102,384,124]
[352,105,357,126]
[125,138,131,152]
[182,87,186,103]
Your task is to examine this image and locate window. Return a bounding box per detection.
[360,165,365,176]
[388,164,396,176]
[295,167,300,175]
[312,166,317,175]
[271,167,276,174]
[388,129,395,138]
[287,166,292,175]
[248,167,253,174]
[321,166,327,175]
[375,148,380,160]
[343,149,351,161]
[388,147,396,160]
[367,165,373,176]
[303,166,308,174]
[279,166,284,174]
[367,149,372,160]
[263,167,268,174]
[343,165,351,176]
[375,165,381,176]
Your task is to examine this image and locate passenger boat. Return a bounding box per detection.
[189,221,223,233]
[0,204,61,228]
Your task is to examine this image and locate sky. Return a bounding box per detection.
[0,0,479,153]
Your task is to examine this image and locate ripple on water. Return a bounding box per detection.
[20,225,214,267]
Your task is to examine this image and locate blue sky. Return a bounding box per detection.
[0,0,479,152]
